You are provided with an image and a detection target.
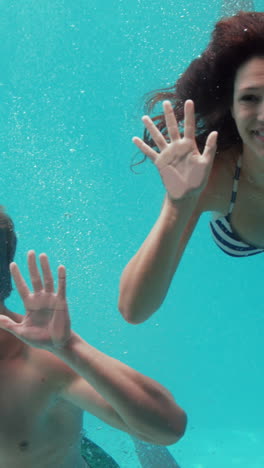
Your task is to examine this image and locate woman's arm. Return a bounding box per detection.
[118,101,217,324]
[119,194,201,323]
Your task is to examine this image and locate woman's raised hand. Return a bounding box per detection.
[133,100,218,200]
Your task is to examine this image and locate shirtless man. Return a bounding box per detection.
[0,210,186,468]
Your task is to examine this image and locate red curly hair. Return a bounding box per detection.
[143,12,264,158]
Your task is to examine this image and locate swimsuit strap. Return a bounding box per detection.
[226,155,242,220]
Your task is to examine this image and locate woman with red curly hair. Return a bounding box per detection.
[118,9,264,325]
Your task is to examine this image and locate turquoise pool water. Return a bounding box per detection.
[1,0,264,466]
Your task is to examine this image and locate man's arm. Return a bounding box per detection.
[0,250,187,446]
[56,332,187,446]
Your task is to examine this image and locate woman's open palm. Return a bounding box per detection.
[133,100,218,200]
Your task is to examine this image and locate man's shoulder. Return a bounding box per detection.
[27,347,78,390]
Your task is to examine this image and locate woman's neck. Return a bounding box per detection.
[241,146,264,189]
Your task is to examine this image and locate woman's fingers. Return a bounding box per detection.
[142,115,167,151]
[134,100,200,164]
[132,136,158,162]
[203,131,218,164]
[183,100,196,140]
[163,100,180,141]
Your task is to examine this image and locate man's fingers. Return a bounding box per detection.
[10,262,30,300]
[0,314,18,335]
[28,250,43,293]
[57,265,66,300]
[39,253,54,293]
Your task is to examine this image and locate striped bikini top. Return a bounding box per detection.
[209,157,264,257]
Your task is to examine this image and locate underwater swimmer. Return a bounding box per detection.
[0,209,186,468]
[119,8,264,325]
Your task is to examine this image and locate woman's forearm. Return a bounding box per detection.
[118,195,200,323]
[57,332,187,445]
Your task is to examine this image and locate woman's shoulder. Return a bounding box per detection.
[198,147,240,213]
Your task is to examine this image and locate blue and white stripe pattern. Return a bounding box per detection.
[210,157,264,257]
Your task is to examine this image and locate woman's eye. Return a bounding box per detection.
[240,94,259,102]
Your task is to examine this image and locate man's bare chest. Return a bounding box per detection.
[0,357,59,433]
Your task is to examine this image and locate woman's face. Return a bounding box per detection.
[232,56,264,159]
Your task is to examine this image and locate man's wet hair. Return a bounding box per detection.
[0,208,17,302]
